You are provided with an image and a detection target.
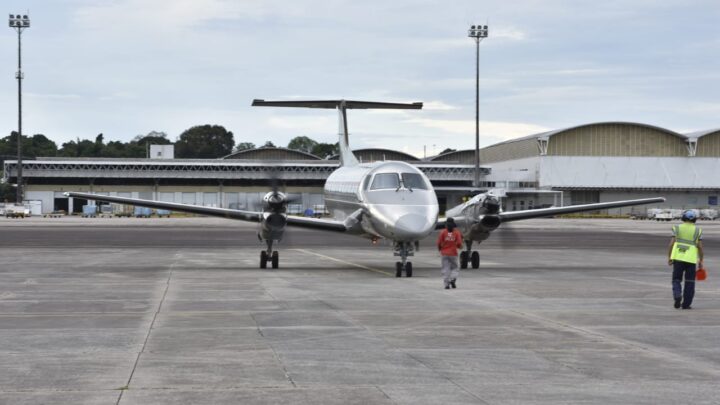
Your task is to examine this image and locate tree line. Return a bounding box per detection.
[0,125,340,201]
[0,125,340,165]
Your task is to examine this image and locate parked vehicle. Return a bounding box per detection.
[4,204,30,218]
[134,207,152,218]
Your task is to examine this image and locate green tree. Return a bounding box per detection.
[29,134,58,157]
[287,136,318,154]
[439,148,456,155]
[311,142,339,158]
[262,141,276,148]
[0,132,58,165]
[235,142,256,151]
[175,125,234,158]
[0,177,15,202]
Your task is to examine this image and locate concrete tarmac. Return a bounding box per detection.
[0,217,719,404]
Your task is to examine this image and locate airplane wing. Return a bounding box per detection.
[497,197,665,222]
[65,192,348,232]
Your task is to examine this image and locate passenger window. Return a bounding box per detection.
[401,173,428,190]
[370,173,400,190]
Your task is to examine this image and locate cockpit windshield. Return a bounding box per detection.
[369,172,428,190]
[370,173,400,190]
[401,173,428,190]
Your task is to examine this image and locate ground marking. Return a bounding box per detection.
[292,249,394,277]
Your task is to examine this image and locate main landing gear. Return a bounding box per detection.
[394,241,415,278]
[460,241,480,269]
[260,240,279,269]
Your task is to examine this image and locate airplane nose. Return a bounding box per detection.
[394,213,433,241]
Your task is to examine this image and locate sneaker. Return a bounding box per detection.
[681,305,692,310]
[444,285,450,290]
[674,298,682,309]
[450,279,457,289]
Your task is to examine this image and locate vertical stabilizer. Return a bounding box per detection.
[252,99,423,167]
[337,101,359,167]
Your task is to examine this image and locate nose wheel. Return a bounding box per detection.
[460,250,480,269]
[395,261,413,278]
[260,240,280,269]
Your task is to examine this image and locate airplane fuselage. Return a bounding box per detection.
[324,161,439,242]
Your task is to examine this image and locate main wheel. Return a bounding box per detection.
[260,251,268,269]
[405,262,413,278]
[395,262,402,278]
[471,251,480,269]
[271,251,279,269]
[460,251,468,269]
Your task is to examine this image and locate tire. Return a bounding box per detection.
[471,251,480,269]
[405,262,413,278]
[260,251,268,269]
[271,251,279,269]
[395,262,402,278]
[460,251,468,269]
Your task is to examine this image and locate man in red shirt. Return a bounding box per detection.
[437,217,464,289]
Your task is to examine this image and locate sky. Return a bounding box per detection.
[1,0,719,158]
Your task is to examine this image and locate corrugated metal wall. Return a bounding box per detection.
[697,131,720,157]
[547,124,687,156]
[480,139,538,163]
[432,139,538,164]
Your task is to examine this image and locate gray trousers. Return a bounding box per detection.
[441,256,460,284]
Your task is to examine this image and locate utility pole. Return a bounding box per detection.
[8,13,30,204]
[468,24,488,188]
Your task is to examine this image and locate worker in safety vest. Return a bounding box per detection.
[437,217,463,289]
[667,210,704,309]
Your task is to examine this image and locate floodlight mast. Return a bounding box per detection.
[8,14,30,204]
[468,24,488,189]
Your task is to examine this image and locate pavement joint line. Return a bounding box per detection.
[116,251,180,405]
[291,249,394,277]
[504,308,720,378]
[402,350,492,405]
[250,313,297,388]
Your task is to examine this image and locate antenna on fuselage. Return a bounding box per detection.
[251,99,423,167]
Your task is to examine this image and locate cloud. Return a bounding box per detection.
[406,118,549,141]
[26,92,82,100]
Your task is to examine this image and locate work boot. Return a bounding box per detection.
[450,279,457,289]
[674,298,681,309]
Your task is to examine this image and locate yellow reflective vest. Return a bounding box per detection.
[671,223,702,264]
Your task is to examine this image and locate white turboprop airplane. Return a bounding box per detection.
[444,191,665,269]
[68,99,664,277]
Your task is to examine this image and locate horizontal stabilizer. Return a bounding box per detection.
[252,99,423,110]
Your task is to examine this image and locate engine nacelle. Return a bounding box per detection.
[263,191,288,213]
[259,212,287,241]
[468,215,501,243]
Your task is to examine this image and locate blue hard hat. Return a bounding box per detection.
[682,210,697,221]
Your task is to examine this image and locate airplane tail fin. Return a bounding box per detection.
[252,99,423,167]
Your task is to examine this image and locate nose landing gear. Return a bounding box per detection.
[394,241,415,277]
[460,241,480,269]
[260,240,279,269]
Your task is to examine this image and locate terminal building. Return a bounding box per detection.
[3,122,719,215]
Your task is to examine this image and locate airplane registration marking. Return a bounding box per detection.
[292,249,394,277]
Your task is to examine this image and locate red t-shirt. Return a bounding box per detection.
[437,228,463,256]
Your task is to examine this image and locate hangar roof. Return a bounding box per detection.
[685,128,720,138]
[223,147,321,160]
[328,148,420,162]
[490,121,688,147]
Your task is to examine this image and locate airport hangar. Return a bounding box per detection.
[3,122,720,215]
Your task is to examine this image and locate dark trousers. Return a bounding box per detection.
[672,260,696,307]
